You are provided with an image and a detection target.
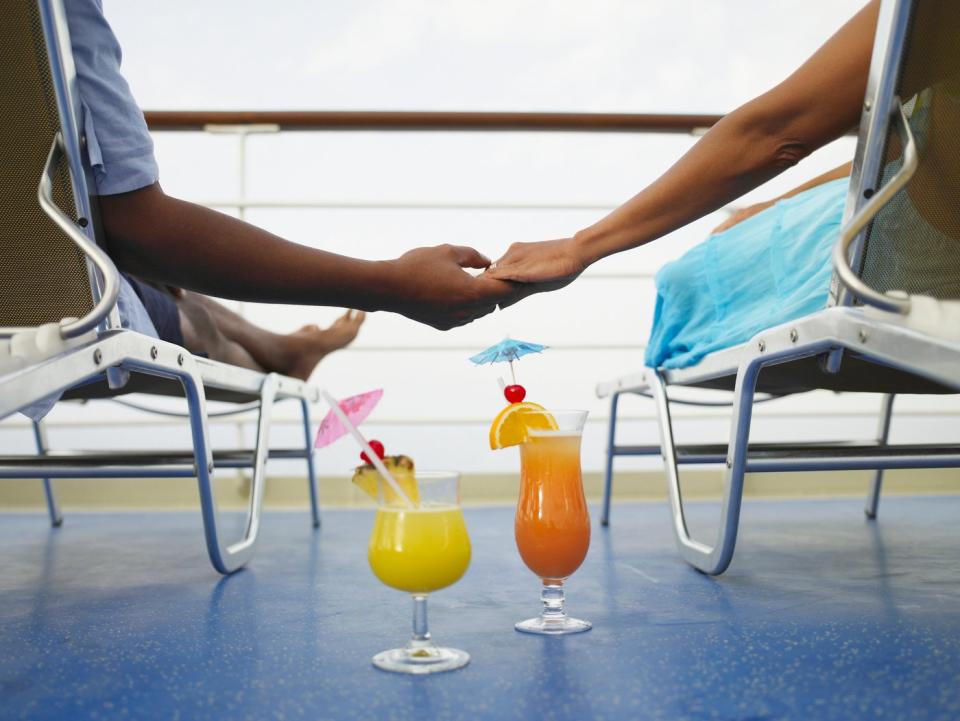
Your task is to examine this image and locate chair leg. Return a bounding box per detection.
[601,392,620,527]
[31,420,63,528]
[300,398,321,528]
[865,393,895,520]
[651,365,758,576]
[182,367,279,574]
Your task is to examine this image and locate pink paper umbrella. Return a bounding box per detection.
[314,388,384,449]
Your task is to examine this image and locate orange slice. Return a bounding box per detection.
[489,402,558,450]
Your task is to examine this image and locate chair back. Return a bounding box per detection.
[832,0,960,307]
[0,0,106,334]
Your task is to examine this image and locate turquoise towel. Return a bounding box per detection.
[645,177,849,369]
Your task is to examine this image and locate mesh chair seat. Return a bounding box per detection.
[0,0,94,329]
[857,3,960,302]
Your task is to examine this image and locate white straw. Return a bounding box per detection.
[321,390,415,508]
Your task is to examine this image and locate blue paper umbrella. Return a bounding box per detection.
[469,338,548,385]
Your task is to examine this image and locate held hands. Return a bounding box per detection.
[385,244,519,330]
[484,237,587,296]
[385,236,588,329]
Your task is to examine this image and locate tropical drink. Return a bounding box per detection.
[356,464,471,674]
[369,505,471,594]
[479,344,592,634]
[510,409,592,635]
[516,432,591,582]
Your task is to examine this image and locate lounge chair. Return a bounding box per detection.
[0,0,320,574]
[597,0,960,575]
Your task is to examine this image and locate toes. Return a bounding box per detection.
[337,309,365,328]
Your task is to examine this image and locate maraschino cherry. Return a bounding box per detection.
[361,439,386,464]
[504,384,526,403]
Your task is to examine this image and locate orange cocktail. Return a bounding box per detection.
[516,433,590,581]
[514,410,592,635]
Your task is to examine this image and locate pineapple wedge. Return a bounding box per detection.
[351,454,420,505]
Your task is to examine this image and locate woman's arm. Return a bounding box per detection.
[488,1,879,286]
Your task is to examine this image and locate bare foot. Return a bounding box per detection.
[284,310,366,380]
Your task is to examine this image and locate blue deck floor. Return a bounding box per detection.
[1,497,959,721]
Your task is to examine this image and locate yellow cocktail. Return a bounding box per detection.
[365,470,472,674]
[369,505,471,594]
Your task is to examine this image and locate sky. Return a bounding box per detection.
[106,1,867,114]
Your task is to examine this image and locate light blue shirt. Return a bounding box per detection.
[65,0,159,196]
[63,0,159,337]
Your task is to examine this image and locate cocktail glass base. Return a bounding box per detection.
[372,645,470,674]
[515,616,592,635]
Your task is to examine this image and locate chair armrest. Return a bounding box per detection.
[38,133,120,339]
[832,98,918,314]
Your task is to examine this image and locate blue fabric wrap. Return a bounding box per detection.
[645,177,849,370]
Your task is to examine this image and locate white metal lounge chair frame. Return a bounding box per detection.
[597,0,960,575]
[0,0,321,574]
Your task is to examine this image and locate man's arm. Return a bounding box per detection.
[711,160,852,234]
[488,1,878,287]
[99,183,515,330]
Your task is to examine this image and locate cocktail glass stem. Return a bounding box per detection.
[541,582,567,622]
[515,578,590,635]
[408,595,435,654]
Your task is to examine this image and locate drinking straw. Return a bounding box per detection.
[320,390,415,508]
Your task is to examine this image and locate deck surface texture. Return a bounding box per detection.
[1,497,958,721]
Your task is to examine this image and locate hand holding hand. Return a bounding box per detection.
[484,237,587,294]
[385,244,517,330]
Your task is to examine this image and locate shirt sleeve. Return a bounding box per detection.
[64,0,159,195]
